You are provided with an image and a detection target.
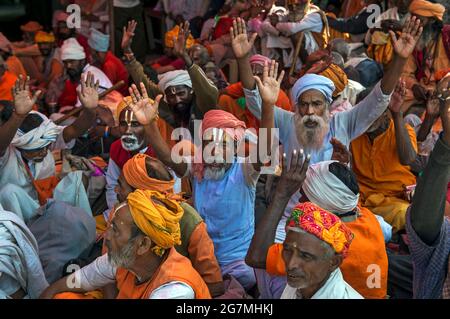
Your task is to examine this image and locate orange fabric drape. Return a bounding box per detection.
[0,70,18,101]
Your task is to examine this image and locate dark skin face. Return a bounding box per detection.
[396,0,411,14]
[38,42,54,56]
[189,46,209,67]
[282,230,342,299]
[118,108,146,147]
[115,158,172,202]
[56,21,74,41]
[366,110,391,140]
[19,145,49,163]
[165,85,194,124]
[63,59,86,81]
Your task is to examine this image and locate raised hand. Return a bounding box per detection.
[389,79,407,113]
[276,149,310,199]
[390,16,423,59]
[121,20,137,52]
[230,17,257,59]
[254,60,285,106]
[78,72,99,110]
[426,93,441,118]
[331,137,351,165]
[12,75,41,116]
[437,76,450,143]
[127,83,161,125]
[173,21,191,59]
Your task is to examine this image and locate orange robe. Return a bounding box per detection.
[0,70,18,101]
[218,82,292,130]
[266,206,388,299]
[402,34,450,108]
[55,248,211,299]
[6,56,27,78]
[350,120,417,231]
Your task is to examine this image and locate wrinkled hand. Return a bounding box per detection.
[78,72,99,110]
[121,20,137,52]
[12,75,41,116]
[173,21,191,61]
[230,17,257,59]
[127,83,161,125]
[276,149,310,199]
[389,79,407,113]
[254,60,285,106]
[390,16,423,59]
[330,138,351,165]
[426,93,441,117]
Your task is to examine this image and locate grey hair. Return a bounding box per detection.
[286,227,336,259]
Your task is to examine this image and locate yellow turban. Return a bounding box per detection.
[127,189,183,256]
[165,25,195,49]
[409,0,445,21]
[116,96,132,120]
[34,31,55,43]
[320,64,348,97]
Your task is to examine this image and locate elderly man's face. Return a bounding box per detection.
[119,108,146,152]
[56,21,73,40]
[282,230,340,291]
[19,145,49,163]
[189,46,209,67]
[202,130,235,180]
[251,64,265,81]
[104,204,141,269]
[294,90,330,150]
[165,85,193,117]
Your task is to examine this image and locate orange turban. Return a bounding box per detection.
[123,154,176,194]
[127,189,183,256]
[165,25,195,49]
[116,96,132,120]
[286,202,354,257]
[320,64,348,97]
[34,31,55,43]
[409,0,445,21]
[20,21,43,33]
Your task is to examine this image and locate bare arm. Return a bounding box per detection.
[417,96,440,142]
[0,75,41,156]
[62,72,99,143]
[246,151,310,269]
[254,60,285,171]
[380,17,423,95]
[230,17,258,90]
[389,80,417,165]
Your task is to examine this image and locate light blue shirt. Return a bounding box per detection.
[244,81,391,242]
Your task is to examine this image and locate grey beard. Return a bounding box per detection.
[108,240,136,269]
[121,134,144,151]
[293,111,330,151]
[204,166,227,180]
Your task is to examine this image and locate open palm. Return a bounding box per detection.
[254,60,285,106]
[390,16,423,59]
[78,72,99,109]
[388,79,407,113]
[128,83,160,125]
[230,17,257,59]
[12,75,41,115]
[121,20,137,52]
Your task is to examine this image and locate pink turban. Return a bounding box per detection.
[249,54,272,67]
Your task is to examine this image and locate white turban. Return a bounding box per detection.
[11,112,63,151]
[291,74,335,106]
[302,160,360,214]
[158,70,192,92]
[61,37,86,61]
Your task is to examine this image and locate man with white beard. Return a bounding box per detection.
[104,96,161,219]
[123,58,285,292]
[233,16,423,243]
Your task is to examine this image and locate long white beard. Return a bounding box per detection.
[294,111,330,151]
[108,240,136,269]
[204,166,227,180]
[121,134,144,152]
